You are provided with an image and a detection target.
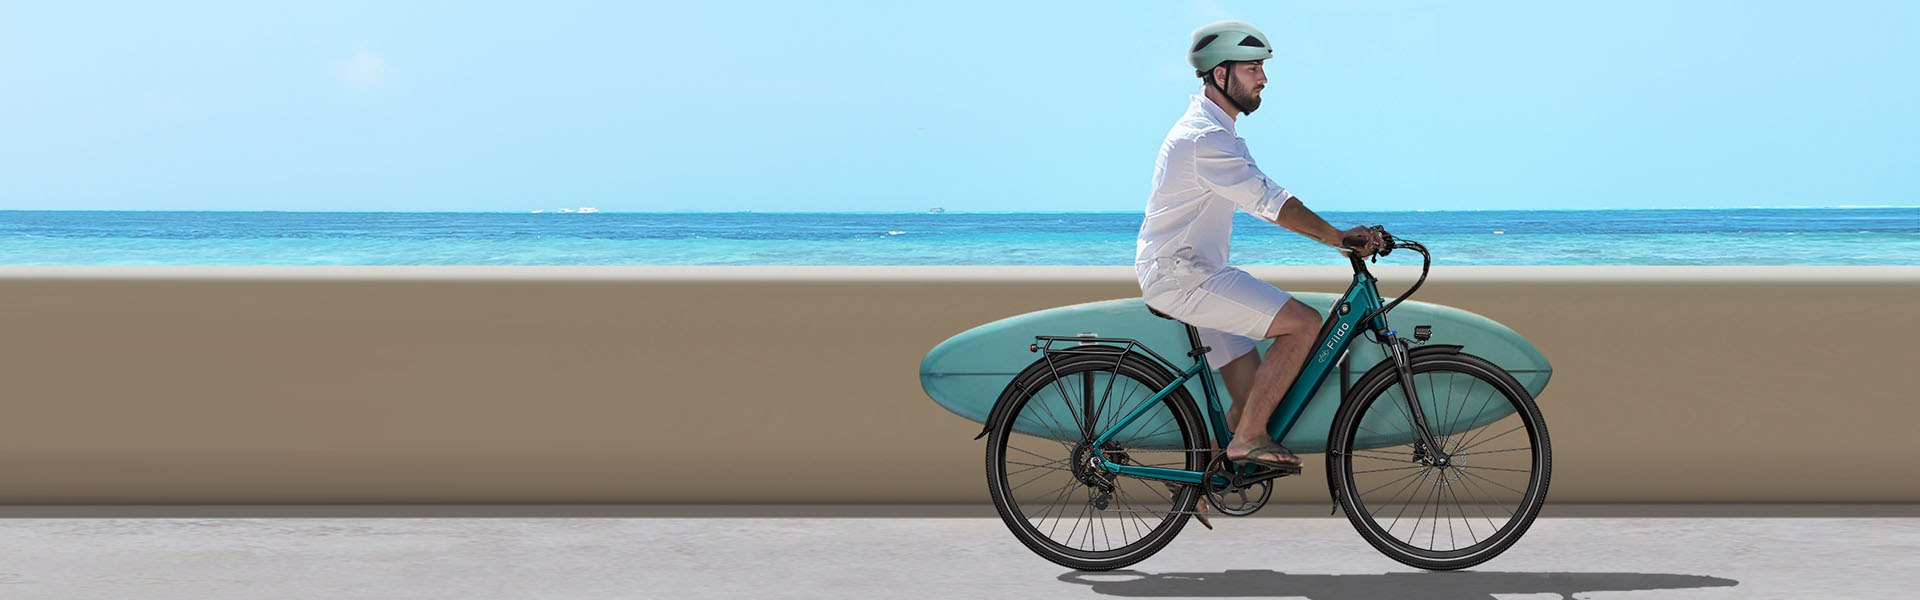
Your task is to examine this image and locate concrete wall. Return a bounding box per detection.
[0,266,1913,504]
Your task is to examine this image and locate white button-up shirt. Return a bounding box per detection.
[1135,93,1294,291]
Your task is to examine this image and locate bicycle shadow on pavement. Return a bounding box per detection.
[1058,569,1738,599]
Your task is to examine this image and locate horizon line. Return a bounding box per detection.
[1,205,1918,215]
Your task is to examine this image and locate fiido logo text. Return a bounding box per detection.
[1315,321,1351,364]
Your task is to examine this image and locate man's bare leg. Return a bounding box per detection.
[1217,351,1261,432]
[1222,299,1322,465]
[1186,352,1266,531]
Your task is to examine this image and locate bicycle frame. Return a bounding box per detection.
[1079,253,1416,486]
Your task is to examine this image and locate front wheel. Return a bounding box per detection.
[1329,351,1551,570]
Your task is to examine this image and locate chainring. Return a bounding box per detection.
[1202,453,1272,517]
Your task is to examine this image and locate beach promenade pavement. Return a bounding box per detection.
[0,505,1912,599]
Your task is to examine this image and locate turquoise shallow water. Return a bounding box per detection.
[0,209,1914,265]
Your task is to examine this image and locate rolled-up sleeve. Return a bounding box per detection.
[1192,131,1291,222]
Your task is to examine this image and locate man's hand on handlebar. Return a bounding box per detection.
[1339,225,1386,257]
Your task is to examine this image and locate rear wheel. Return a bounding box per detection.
[986,351,1207,571]
[1330,352,1551,570]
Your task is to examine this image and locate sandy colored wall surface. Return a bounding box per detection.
[0,266,1912,504]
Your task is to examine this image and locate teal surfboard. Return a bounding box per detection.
[919,293,1551,453]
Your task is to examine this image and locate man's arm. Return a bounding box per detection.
[1273,196,1343,246]
[1274,196,1384,254]
[1189,132,1383,253]
[1191,133,1288,222]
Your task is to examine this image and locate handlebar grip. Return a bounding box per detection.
[1342,235,1370,249]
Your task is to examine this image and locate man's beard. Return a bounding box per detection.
[1229,81,1263,115]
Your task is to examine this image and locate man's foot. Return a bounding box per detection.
[1225,439,1302,468]
[1168,482,1212,530]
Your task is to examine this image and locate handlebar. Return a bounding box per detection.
[1341,225,1396,258]
[1339,225,1432,335]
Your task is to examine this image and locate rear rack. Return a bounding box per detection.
[1031,335,1187,374]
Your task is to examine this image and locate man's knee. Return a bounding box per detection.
[1260,299,1321,340]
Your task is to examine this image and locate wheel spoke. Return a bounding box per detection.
[1450,446,1530,458]
[1420,468,1443,548]
[1019,388,1081,444]
[1039,476,1081,536]
[1384,467,1432,534]
[1355,465,1427,499]
[1006,443,1065,463]
[1349,450,1409,462]
[1457,464,1529,496]
[1105,383,1147,442]
[1007,466,1068,493]
[1445,482,1477,547]
[1452,466,1514,527]
[1458,425,1525,454]
[1025,478,1080,529]
[1443,372,1464,436]
[1452,383,1501,449]
[1352,464,1428,475]
[1042,365,1088,439]
[1447,376,1480,437]
[1454,464,1533,474]
[1003,458,1070,471]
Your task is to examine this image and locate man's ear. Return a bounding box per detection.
[1210,65,1227,87]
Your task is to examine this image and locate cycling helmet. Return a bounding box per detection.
[1186,21,1273,73]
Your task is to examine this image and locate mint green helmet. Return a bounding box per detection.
[1186,20,1273,72]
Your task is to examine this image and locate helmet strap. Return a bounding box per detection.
[1209,63,1245,115]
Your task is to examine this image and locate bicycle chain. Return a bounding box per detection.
[1071,448,1257,517]
[1100,508,1211,516]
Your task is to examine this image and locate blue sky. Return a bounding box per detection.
[0,1,1914,212]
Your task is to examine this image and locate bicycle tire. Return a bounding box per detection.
[986,350,1207,571]
[1328,351,1551,571]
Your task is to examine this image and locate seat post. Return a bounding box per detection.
[1146,305,1210,361]
[1184,323,1205,359]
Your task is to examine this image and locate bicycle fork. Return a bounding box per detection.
[1385,333,1452,467]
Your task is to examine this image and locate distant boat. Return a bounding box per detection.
[577,207,600,213]
[531,210,545,214]
[558,208,575,213]
[928,207,945,213]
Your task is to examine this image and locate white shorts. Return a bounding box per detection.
[1139,259,1292,367]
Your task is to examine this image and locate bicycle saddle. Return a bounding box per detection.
[1145,305,1178,321]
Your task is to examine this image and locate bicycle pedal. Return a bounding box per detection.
[1247,461,1302,474]
[1240,464,1301,485]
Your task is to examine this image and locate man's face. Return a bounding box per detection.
[1216,60,1267,114]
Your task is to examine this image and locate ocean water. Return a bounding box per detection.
[0,208,1915,266]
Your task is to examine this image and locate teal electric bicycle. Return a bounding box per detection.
[983,228,1551,571]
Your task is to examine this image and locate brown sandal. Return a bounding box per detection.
[1168,482,1213,530]
[1230,442,1301,468]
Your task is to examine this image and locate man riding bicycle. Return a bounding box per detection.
[1137,20,1384,472]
